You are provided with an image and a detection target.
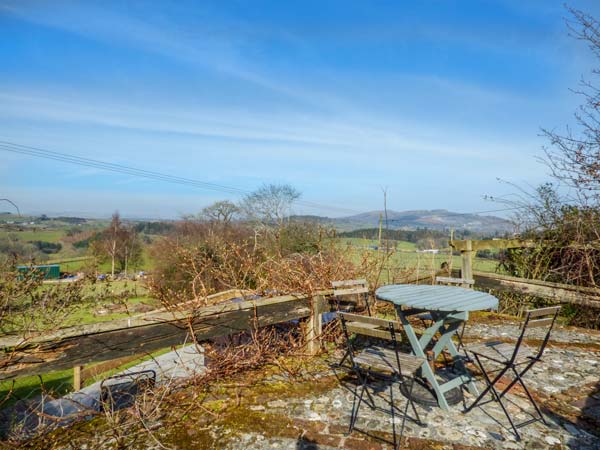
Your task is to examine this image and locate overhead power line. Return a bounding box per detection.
[0,140,527,218]
[0,140,361,215]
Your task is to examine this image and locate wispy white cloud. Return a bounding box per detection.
[0,1,334,109]
[0,87,530,165]
[0,0,550,118]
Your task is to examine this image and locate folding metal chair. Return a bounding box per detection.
[333,279,371,368]
[332,279,371,316]
[463,306,561,440]
[338,312,425,449]
[100,369,156,411]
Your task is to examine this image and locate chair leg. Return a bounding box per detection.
[399,379,412,443]
[495,360,535,400]
[492,362,547,427]
[407,379,423,427]
[464,354,510,413]
[349,371,369,433]
[359,371,376,408]
[338,348,350,368]
[455,323,471,362]
[348,372,367,434]
[510,366,548,426]
[467,354,521,441]
[486,376,521,441]
[390,381,397,449]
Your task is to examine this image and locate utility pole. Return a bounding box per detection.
[378,213,383,247]
[381,186,390,282]
[381,187,389,249]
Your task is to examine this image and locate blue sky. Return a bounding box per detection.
[1,0,600,218]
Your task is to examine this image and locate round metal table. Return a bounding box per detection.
[376,284,498,312]
[375,284,498,410]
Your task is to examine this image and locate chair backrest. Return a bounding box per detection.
[332,279,369,297]
[332,279,371,315]
[435,276,474,288]
[512,306,561,362]
[338,312,405,374]
[338,312,402,341]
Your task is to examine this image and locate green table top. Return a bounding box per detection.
[375,284,498,312]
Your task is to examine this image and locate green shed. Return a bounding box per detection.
[17,264,61,280]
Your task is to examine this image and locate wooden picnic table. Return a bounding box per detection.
[375,284,499,410]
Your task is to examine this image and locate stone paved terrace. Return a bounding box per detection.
[7,314,600,450]
[180,314,600,450]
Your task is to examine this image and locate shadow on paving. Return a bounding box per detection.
[568,378,600,448]
[296,436,320,450]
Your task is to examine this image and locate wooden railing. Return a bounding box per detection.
[0,290,331,382]
[451,238,600,309]
[0,271,439,384]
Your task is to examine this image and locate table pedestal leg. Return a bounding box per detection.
[396,311,451,410]
[431,320,479,397]
[397,309,478,409]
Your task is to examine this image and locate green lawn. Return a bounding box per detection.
[387,251,500,273]
[61,279,158,327]
[2,280,159,334]
[45,256,92,272]
[0,369,74,409]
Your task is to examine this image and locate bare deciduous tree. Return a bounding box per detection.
[91,212,142,277]
[104,212,123,277]
[240,183,301,225]
[201,200,240,224]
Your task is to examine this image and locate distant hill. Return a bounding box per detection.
[292,209,513,233]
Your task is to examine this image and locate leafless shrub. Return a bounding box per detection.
[0,263,87,336]
[147,220,392,306]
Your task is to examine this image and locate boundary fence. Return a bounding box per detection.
[450,238,600,308]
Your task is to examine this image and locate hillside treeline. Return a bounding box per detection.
[337,228,477,243]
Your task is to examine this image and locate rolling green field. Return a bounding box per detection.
[0,225,155,273]
[62,279,158,327]
[45,256,92,272]
[2,279,159,334]
[336,238,501,275]
[338,237,417,251]
[0,229,66,243]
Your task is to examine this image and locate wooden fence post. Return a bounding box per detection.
[461,240,473,287]
[73,365,84,391]
[306,295,326,355]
